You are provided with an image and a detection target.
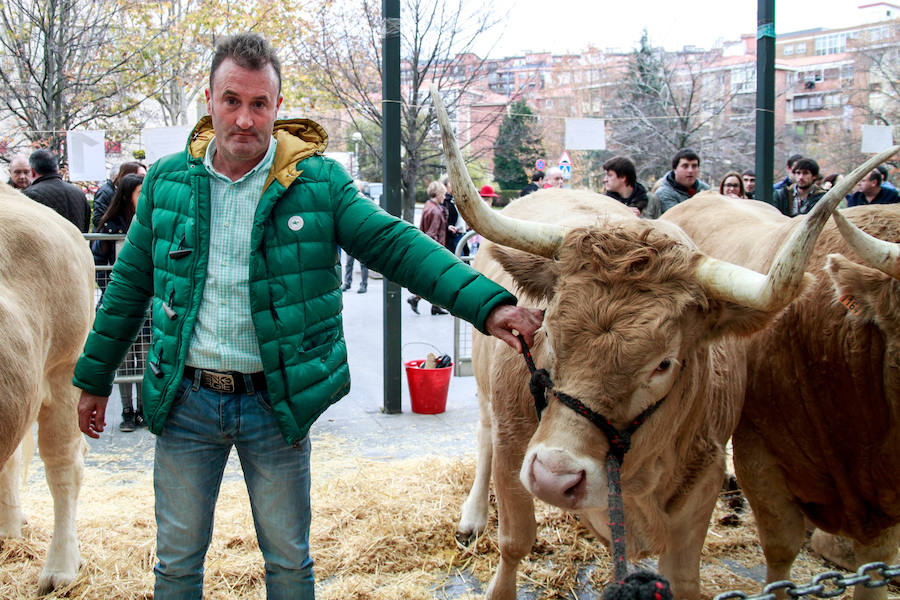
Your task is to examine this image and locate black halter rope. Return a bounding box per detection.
[517,335,673,598]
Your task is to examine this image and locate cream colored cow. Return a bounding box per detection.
[0,182,93,593]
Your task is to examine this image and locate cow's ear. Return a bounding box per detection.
[825,253,891,322]
[696,300,777,343]
[490,245,559,302]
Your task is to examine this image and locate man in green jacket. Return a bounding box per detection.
[75,33,542,599]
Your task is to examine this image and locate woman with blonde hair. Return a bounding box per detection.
[407,180,449,315]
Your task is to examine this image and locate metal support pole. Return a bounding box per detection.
[755,0,776,206]
[382,0,402,414]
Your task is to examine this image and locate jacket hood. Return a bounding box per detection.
[665,170,697,195]
[186,116,329,189]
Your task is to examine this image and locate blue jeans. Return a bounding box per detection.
[153,376,315,599]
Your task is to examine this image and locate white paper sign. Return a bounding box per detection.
[861,125,894,153]
[565,118,606,151]
[66,130,106,181]
[144,127,190,164]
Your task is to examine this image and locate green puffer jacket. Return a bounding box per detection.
[73,117,516,445]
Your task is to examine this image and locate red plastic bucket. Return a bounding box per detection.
[404,359,454,414]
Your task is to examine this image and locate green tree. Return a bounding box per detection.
[493,100,544,190]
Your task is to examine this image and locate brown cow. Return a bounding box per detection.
[432,85,886,599]
[662,155,900,599]
[0,182,93,593]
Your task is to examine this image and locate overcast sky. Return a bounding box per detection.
[472,0,873,57]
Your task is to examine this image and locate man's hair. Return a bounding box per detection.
[741,169,755,177]
[546,166,562,178]
[602,156,636,187]
[531,170,545,182]
[868,169,884,185]
[210,33,282,94]
[29,149,59,175]
[876,164,889,180]
[671,149,700,170]
[10,154,29,168]
[787,153,803,168]
[793,157,819,177]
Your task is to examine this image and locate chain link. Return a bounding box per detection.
[713,562,899,600]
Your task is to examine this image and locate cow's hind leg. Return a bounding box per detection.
[457,389,493,542]
[35,368,84,594]
[0,381,39,540]
[0,443,27,538]
[811,525,900,600]
[733,423,806,588]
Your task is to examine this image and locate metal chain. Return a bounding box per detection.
[714,562,900,600]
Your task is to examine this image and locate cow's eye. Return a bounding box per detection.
[654,359,672,373]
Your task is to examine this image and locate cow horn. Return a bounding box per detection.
[696,145,900,310]
[430,84,566,258]
[831,209,900,279]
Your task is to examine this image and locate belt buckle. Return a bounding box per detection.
[205,371,236,393]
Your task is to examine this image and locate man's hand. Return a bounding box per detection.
[485,304,544,353]
[78,391,110,439]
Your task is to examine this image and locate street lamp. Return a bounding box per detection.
[351,131,362,178]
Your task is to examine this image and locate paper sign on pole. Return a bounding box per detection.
[66,130,106,181]
[861,125,894,153]
[564,118,606,151]
[144,127,191,164]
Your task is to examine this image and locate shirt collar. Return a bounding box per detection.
[203,136,278,184]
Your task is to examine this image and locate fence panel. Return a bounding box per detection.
[85,233,151,384]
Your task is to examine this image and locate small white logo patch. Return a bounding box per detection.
[288,216,304,231]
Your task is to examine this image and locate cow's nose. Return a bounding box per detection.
[526,450,586,509]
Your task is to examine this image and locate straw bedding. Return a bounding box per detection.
[0,433,862,599]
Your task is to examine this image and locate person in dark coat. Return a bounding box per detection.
[519,170,544,196]
[846,168,900,207]
[440,174,464,253]
[23,149,91,232]
[773,157,827,216]
[603,156,660,218]
[408,180,449,315]
[92,161,147,230]
[6,154,33,190]
[656,149,710,213]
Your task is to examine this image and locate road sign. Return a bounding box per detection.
[558,151,571,165]
[535,158,546,171]
[559,164,572,180]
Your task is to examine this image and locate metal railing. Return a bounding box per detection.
[84,233,151,384]
[452,230,478,377]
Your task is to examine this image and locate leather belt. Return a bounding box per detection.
[183,366,266,394]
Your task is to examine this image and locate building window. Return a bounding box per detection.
[841,64,854,82]
[785,45,794,56]
[815,33,849,56]
[795,43,806,54]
